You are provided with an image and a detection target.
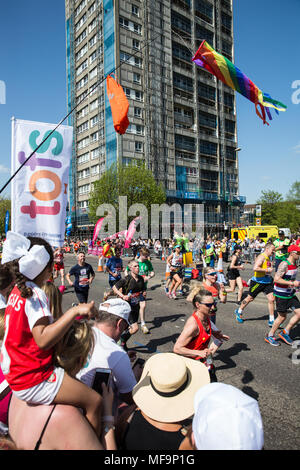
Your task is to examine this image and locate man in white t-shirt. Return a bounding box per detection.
[76,298,137,405]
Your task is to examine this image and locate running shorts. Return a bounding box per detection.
[54,263,64,271]
[170,267,184,280]
[227,269,240,281]
[275,295,300,313]
[129,304,140,324]
[248,280,274,299]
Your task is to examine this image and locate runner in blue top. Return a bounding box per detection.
[103,247,124,301]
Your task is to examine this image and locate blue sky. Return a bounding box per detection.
[0,0,299,204]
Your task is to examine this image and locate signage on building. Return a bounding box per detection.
[256,218,261,226]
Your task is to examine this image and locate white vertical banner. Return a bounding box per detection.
[11,118,73,247]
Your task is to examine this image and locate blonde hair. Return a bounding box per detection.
[42,281,63,320]
[186,280,202,303]
[55,321,94,377]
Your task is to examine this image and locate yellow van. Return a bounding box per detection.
[231,226,278,243]
[247,226,278,242]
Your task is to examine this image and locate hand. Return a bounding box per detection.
[74,301,97,319]
[293,280,300,288]
[197,348,209,359]
[239,265,244,270]
[101,383,114,417]
[266,267,273,274]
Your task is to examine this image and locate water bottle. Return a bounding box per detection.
[127,290,133,300]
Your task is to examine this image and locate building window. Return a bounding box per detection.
[90,115,99,128]
[134,107,142,117]
[75,0,87,18]
[91,164,100,175]
[76,59,88,76]
[91,131,99,142]
[78,168,90,180]
[90,99,98,112]
[132,4,139,16]
[90,67,98,80]
[135,141,143,152]
[77,152,90,165]
[77,105,89,119]
[133,72,141,83]
[77,121,89,134]
[78,184,90,195]
[133,39,140,50]
[76,44,88,61]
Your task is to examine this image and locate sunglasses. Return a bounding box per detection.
[207,272,218,276]
[200,302,215,308]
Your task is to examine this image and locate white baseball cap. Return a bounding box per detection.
[99,298,131,325]
[192,383,264,450]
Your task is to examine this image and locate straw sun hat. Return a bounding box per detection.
[132,353,210,423]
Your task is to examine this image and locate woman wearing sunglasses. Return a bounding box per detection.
[187,267,226,325]
[173,289,229,381]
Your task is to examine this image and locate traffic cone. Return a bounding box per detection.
[217,252,223,273]
[217,252,227,284]
[162,249,165,261]
[98,256,103,272]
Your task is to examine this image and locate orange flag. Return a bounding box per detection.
[106,74,130,135]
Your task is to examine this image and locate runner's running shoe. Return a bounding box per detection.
[278,329,293,345]
[234,309,244,323]
[141,324,149,334]
[268,319,274,327]
[264,335,280,346]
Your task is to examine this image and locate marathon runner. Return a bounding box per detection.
[53,247,65,287]
[113,259,147,349]
[134,247,154,334]
[103,246,124,301]
[234,243,275,326]
[265,244,300,346]
[173,288,229,382]
[166,245,184,299]
[225,246,245,305]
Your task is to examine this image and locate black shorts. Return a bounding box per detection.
[248,280,273,299]
[170,267,184,280]
[129,304,140,324]
[275,295,300,313]
[227,269,240,281]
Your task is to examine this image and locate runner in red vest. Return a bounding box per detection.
[173,288,229,380]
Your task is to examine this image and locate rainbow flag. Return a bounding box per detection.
[192,40,287,125]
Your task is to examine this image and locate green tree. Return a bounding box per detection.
[286,181,300,203]
[0,197,11,235]
[88,162,166,229]
[276,201,300,232]
[257,190,283,225]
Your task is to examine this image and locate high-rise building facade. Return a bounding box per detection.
[65,0,245,235]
